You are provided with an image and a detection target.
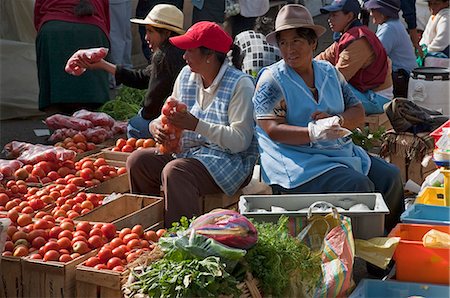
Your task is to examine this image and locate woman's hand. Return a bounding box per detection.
[167,111,199,131]
[76,54,105,70]
[311,111,332,120]
[149,120,169,144]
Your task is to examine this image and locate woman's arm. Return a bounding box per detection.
[253,70,312,145]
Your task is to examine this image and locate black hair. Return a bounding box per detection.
[152,26,180,38]
[74,0,95,17]
[199,44,242,70]
[254,16,275,36]
[275,27,318,49]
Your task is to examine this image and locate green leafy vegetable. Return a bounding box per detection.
[97,86,145,120]
[244,216,322,297]
[129,256,241,297]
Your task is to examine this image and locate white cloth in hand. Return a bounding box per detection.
[308,116,352,143]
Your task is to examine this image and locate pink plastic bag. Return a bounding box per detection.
[72,109,115,128]
[189,209,258,249]
[65,47,109,76]
[45,114,94,130]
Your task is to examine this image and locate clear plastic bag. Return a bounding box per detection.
[0,159,23,180]
[3,141,76,164]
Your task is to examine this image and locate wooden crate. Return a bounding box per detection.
[84,151,127,168]
[75,194,164,230]
[0,256,23,298]
[364,112,392,132]
[99,147,130,162]
[202,190,243,213]
[86,173,130,194]
[21,251,95,298]
[76,265,128,298]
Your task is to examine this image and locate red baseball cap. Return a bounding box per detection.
[169,21,232,54]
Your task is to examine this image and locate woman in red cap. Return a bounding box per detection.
[126,21,259,227]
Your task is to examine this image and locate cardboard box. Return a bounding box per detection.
[75,194,164,230]
[239,193,389,239]
[381,131,436,185]
[364,112,392,132]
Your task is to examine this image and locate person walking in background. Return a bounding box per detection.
[76,4,186,138]
[420,0,449,58]
[34,0,110,114]
[224,0,270,39]
[234,16,282,78]
[253,4,403,233]
[127,21,258,226]
[316,0,394,115]
[108,0,133,88]
[364,0,418,98]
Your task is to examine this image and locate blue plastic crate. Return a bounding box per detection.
[401,204,450,225]
[350,279,450,298]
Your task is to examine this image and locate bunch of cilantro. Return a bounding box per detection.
[244,216,322,297]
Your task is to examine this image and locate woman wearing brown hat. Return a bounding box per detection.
[126,21,259,226]
[252,4,403,233]
[77,4,186,139]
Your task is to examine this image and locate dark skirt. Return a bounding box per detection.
[36,20,110,111]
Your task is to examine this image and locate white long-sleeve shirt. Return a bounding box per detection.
[420,8,450,53]
[171,62,255,153]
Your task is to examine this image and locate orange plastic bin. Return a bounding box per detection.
[389,223,450,285]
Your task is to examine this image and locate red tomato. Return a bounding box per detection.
[109,237,124,249]
[57,237,72,250]
[94,264,108,270]
[76,221,92,234]
[106,257,123,270]
[156,229,167,238]
[98,247,113,263]
[85,256,101,267]
[87,235,103,249]
[126,239,141,250]
[112,265,125,272]
[59,254,73,263]
[101,223,116,240]
[43,250,60,261]
[72,241,90,255]
[112,246,126,259]
[131,225,144,237]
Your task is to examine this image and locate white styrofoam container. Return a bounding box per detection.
[239,193,389,240]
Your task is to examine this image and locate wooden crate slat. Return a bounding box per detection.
[22,250,96,298]
[86,173,130,194]
[0,256,22,298]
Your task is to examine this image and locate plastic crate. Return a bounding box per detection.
[430,120,450,147]
[401,204,450,225]
[239,193,389,239]
[388,223,450,284]
[350,279,450,297]
[415,187,445,206]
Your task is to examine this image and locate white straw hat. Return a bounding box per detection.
[130,4,185,35]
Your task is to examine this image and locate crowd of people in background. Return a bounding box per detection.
[33,0,449,227]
